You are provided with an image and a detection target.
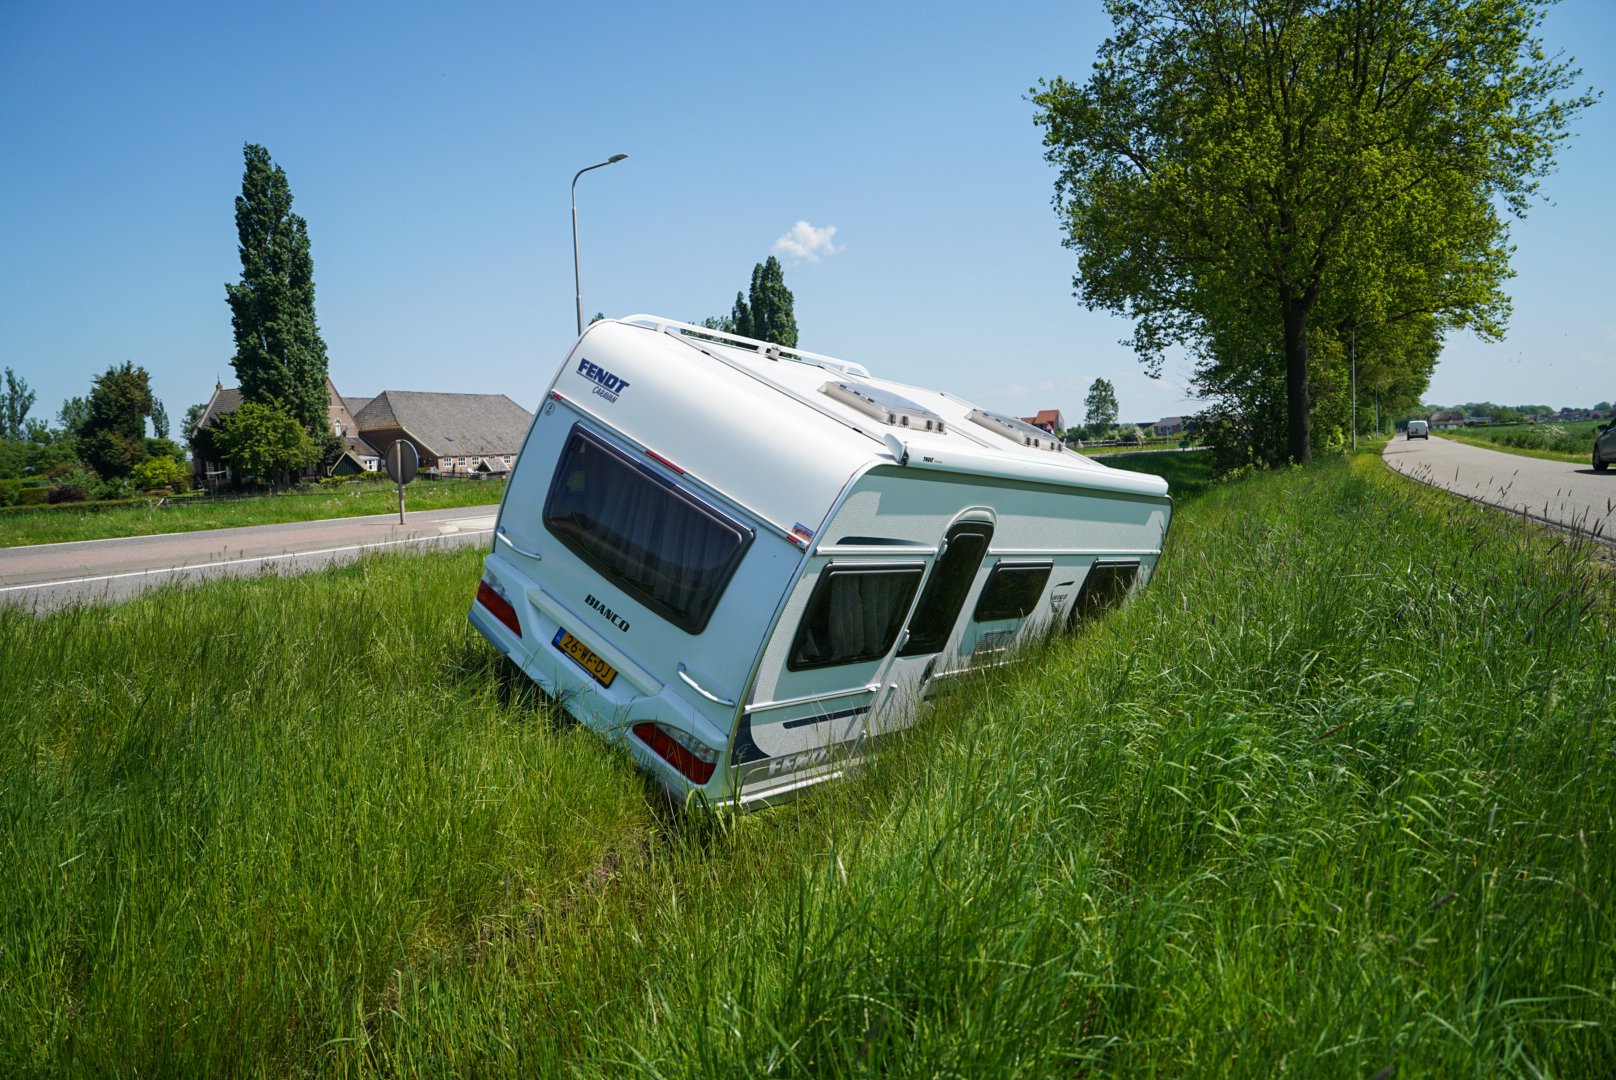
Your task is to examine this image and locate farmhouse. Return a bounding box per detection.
[1429,410,1466,429]
[1153,416,1186,437]
[191,379,533,486]
[352,391,533,477]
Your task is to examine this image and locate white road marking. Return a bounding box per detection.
[0,527,492,595]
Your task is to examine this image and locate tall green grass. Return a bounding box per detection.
[2,456,1611,1076]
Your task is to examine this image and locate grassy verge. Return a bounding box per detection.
[1102,445,1217,500]
[3,455,1611,1075]
[1433,420,1600,465]
[0,478,504,547]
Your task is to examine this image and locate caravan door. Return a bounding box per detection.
[876,515,995,724]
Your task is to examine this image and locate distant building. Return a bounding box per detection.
[191,379,532,486]
[353,391,533,477]
[1429,410,1466,429]
[1152,416,1186,437]
[1018,409,1066,434]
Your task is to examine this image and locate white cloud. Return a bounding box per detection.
[772,220,842,262]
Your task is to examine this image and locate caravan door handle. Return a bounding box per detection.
[496,527,543,561]
[677,663,736,707]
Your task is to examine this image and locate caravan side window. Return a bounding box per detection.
[898,521,993,656]
[788,566,924,670]
[543,426,754,634]
[1068,562,1139,627]
[974,563,1053,622]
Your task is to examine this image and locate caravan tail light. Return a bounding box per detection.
[632,723,718,784]
[476,580,522,638]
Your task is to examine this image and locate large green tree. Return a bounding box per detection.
[78,361,154,479]
[1084,377,1119,431]
[225,143,331,439]
[212,400,319,489]
[1034,0,1593,463]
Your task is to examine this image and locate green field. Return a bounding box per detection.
[2,454,1611,1076]
[1434,419,1601,464]
[0,478,505,548]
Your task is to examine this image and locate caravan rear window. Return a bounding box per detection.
[974,563,1052,622]
[543,426,754,633]
[1068,562,1139,627]
[788,565,924,670]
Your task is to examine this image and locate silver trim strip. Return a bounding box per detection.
[677,663,737,707]
[496,526,544,561]
[747,684,881,714]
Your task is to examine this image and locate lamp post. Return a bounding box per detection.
[572,154,628,336]
[1349,319,1380,451]
[1351,324,1359,451]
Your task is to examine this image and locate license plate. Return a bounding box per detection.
[552,627,617,688]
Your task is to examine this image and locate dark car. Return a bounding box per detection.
[1594,422,1616,472]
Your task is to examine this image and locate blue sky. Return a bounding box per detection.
[2,1,1612,436]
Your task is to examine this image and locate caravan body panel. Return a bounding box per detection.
[471,316,1172,806]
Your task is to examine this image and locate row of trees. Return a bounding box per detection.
[2,142,335,502]
[0,362,190,503]
[1034,0,1594,466]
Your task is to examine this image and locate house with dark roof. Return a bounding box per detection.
[192,377,381,485]
[192,380,532,486]
[1152,416,1187,437]
[353,391,532,477]
[1430,410,1466,429]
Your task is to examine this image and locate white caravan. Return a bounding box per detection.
[469,316,1172,806]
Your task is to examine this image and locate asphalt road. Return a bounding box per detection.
[0,506,498,613]
[1381,433,1616,540]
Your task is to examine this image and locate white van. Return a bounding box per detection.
[469,316,1172,806]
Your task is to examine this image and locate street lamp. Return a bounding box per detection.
[1349,319,1378,451]
[1351,323,1359,451]
[572,153,628,336]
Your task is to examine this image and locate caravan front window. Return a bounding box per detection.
[788,565,924,670]
[543,426,754,633]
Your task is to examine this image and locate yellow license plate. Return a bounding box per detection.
[552,628,617,688]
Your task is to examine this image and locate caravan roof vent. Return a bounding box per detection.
[821,381,946,432]
[967,409,1065,452]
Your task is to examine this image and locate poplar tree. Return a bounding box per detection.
[225,143,331,439]
[729,256,799,348]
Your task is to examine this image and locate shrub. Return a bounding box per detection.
[131,455,191,492]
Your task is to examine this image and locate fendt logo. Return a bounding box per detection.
[576,358,630,403]
[585,593,630,632]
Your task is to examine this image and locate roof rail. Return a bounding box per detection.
[616,315,872,378]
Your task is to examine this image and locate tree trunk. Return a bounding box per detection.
[1282,298,1311,463]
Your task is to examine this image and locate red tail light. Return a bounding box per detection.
[632,722,717,784]
[476,580,522,637]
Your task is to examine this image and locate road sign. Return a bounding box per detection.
[385,440,419,484]
[385,440,419,523]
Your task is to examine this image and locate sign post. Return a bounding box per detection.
[384,440,419,524]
